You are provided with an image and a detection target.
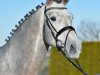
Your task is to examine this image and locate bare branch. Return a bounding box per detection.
[78,20,100,41]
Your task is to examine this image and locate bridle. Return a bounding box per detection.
[44,6,88,75]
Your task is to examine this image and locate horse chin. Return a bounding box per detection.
[65,48,82,59]
[68,52,81,59]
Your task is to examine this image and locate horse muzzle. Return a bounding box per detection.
[56,27,82,59]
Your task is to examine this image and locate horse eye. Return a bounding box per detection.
[50,16,56,21]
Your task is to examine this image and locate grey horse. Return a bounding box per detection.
[0,0,81,75]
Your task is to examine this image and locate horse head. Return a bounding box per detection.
[44,0,82,59]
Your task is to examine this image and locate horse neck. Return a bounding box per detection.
[0,6,47,75]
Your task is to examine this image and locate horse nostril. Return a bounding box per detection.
[70,44,76,55]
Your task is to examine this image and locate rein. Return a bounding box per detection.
[44,6,87,75]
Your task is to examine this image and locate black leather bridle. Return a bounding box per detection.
[44,6,87,75]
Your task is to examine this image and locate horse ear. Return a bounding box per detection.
[46,0,53,5]
[62,0,69,4]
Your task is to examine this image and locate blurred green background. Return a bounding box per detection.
[49,42,100,75]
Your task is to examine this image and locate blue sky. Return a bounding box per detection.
[0,0,100,46]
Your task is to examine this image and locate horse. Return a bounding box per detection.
[0,0,83,75]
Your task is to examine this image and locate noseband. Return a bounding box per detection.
[44,6,87,75]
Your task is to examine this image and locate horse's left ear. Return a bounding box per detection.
[62,0,69,5]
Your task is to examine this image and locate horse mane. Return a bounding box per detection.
[4,2,44,44]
